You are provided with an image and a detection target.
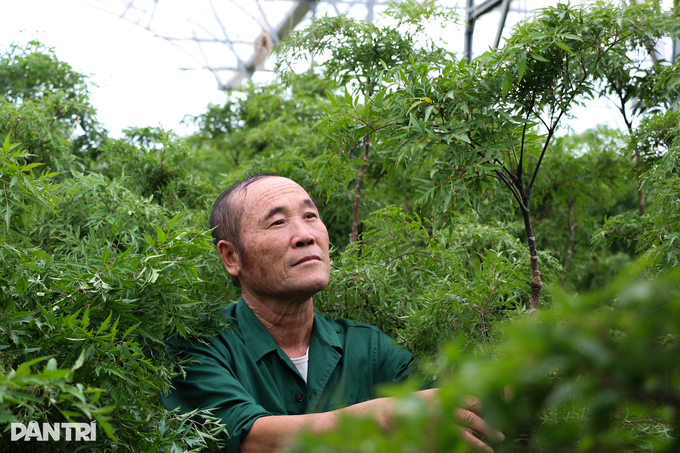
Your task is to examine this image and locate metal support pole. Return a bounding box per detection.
[465,0,505,62]
[224,0,315,90]
[493,0,511,49]
[464,0,475,63]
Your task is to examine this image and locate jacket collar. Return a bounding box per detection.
[310,310,343,353]
[235,297,343,363]
[235,298,279,363]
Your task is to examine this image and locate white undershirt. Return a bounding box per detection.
[290,347,309,384]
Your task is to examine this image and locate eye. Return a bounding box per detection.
[270,219,284,227]
[305,212,318,219]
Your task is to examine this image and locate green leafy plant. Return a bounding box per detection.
[381,0,675,311]
[0,42,104,171]
[287,263,680,453]
[278,0,455,243]
[2,3,679,450]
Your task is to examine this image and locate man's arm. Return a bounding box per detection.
[240,389,503,453]
[240,394,395,453]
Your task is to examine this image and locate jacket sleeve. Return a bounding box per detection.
[373,328,417,385]
[161,336,272,453]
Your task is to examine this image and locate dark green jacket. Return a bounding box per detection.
[162,298,415,453]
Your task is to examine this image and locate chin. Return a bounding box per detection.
[291,275,330,298]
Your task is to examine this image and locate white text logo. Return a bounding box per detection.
[10,421,97,441]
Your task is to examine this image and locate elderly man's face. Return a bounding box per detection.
[224,177,331,302]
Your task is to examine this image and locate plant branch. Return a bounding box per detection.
[492,158,517,183]
[518,94,535,186]
[350,133,370,244]
[526,109,564,197]
[384,250,433,266]
[494,169,526,211]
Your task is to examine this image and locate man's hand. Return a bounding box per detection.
[454,396,504,452]
[241,391,504,453]
[417,390,504,451]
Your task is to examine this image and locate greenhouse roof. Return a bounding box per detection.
[82,0,678,91]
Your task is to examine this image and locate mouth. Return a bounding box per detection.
[292,255,322,266]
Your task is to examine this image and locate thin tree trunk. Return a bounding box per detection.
[563,199,576,271]
[350,134,370,244]
[615,83,646,216]
[560,199,577,285]
[521,205,543,314]
[495,164,544,312]
[635,150,646,215]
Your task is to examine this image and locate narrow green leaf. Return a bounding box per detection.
[46,358,58,372]
[156,226,166,244]
[16,274,28,295]
[97,311,113,335]
[555,40,573,54]
[72,348,87,371]
[408,100,424,113]
[501,73,513,98]
[530,52,550,63]
[424,105,434,123]
[143,233,155,248]
[517,58,526,81]
[121,322,142,341]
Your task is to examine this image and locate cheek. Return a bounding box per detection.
[242,257,270,283]
[256,266,269,281]
[320,228,330,257]
[240,237,283,280]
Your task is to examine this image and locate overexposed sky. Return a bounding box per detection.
[0,0,228,136]
[0,0,676,137]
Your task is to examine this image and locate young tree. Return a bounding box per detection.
[597,110,680,275]
[277,0,455,243]
[0,45,232,452]
[287,265,680,453]
[383,1,673,311]
[186,72,332,182]
[528,128,637,289]
[590,0,676,215]
[0,42,104,171]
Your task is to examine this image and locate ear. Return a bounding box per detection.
[217,240,241,279]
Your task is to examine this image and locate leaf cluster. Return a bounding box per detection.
[597,113,680,274]
[0,44,232,450]
[0,42,104,172]
[315,207,561,360]
[288,264,680,452]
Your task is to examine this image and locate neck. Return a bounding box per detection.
[242,290,314,358]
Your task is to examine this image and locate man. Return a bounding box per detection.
[162,174,502,452]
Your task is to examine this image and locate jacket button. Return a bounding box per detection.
[295,392,304,403]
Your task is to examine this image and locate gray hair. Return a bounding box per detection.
[209,172,280,287]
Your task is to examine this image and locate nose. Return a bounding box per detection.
[291,218,316,248]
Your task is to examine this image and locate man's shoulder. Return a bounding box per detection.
[315,312,385,336]
[166,301,240,351]
[218,300,239,324]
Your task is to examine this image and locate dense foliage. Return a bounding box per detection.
[1,0,679,451]
[0,44,230,451]
[289,265,680,453]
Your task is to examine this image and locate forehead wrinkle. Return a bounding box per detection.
[243,178,317,222]
[263,198,318,221]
